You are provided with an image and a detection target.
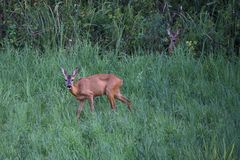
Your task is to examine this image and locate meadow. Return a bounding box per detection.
[0,43,239,159]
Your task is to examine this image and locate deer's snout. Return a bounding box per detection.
[65,79,73,89]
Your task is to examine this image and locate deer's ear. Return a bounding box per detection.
[72,67,78,78]
[61,67,67,78]
[167,28,171,36]
[176,29,180,35]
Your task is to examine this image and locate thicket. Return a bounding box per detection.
[0,0,239,55]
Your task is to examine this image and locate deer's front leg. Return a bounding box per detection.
[76,100,84,121]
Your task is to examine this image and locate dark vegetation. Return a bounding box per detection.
[0,0,239,55]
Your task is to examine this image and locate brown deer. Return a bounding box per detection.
[167,28,180,54]
[61,67,131,120]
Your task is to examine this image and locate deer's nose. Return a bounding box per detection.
[67,85,72,89]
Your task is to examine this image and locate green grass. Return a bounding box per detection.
[0,43,239,159]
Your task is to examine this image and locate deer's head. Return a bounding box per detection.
[61,67,78,89]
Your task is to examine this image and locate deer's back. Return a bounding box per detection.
[76,74,122,96]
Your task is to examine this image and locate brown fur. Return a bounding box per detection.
[61,68,131,121]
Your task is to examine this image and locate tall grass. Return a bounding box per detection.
[0,43,239,159]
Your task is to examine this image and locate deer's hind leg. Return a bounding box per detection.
[106,85,118,110]
[106,91,116,110]
[115,89,131,111]
[88,95,94,112]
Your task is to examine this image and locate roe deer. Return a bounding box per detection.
[61,67,131,120]
[167,28,180,54]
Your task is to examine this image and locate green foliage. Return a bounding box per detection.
[0,1,239,55]
[0,43,239,159]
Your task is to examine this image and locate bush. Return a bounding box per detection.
[0,0,239,55]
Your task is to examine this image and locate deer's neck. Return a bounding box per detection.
[69,84,78,97]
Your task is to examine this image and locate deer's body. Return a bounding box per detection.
[70,74,122,99]
[61,68,131,120]
[168,40,176,54]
